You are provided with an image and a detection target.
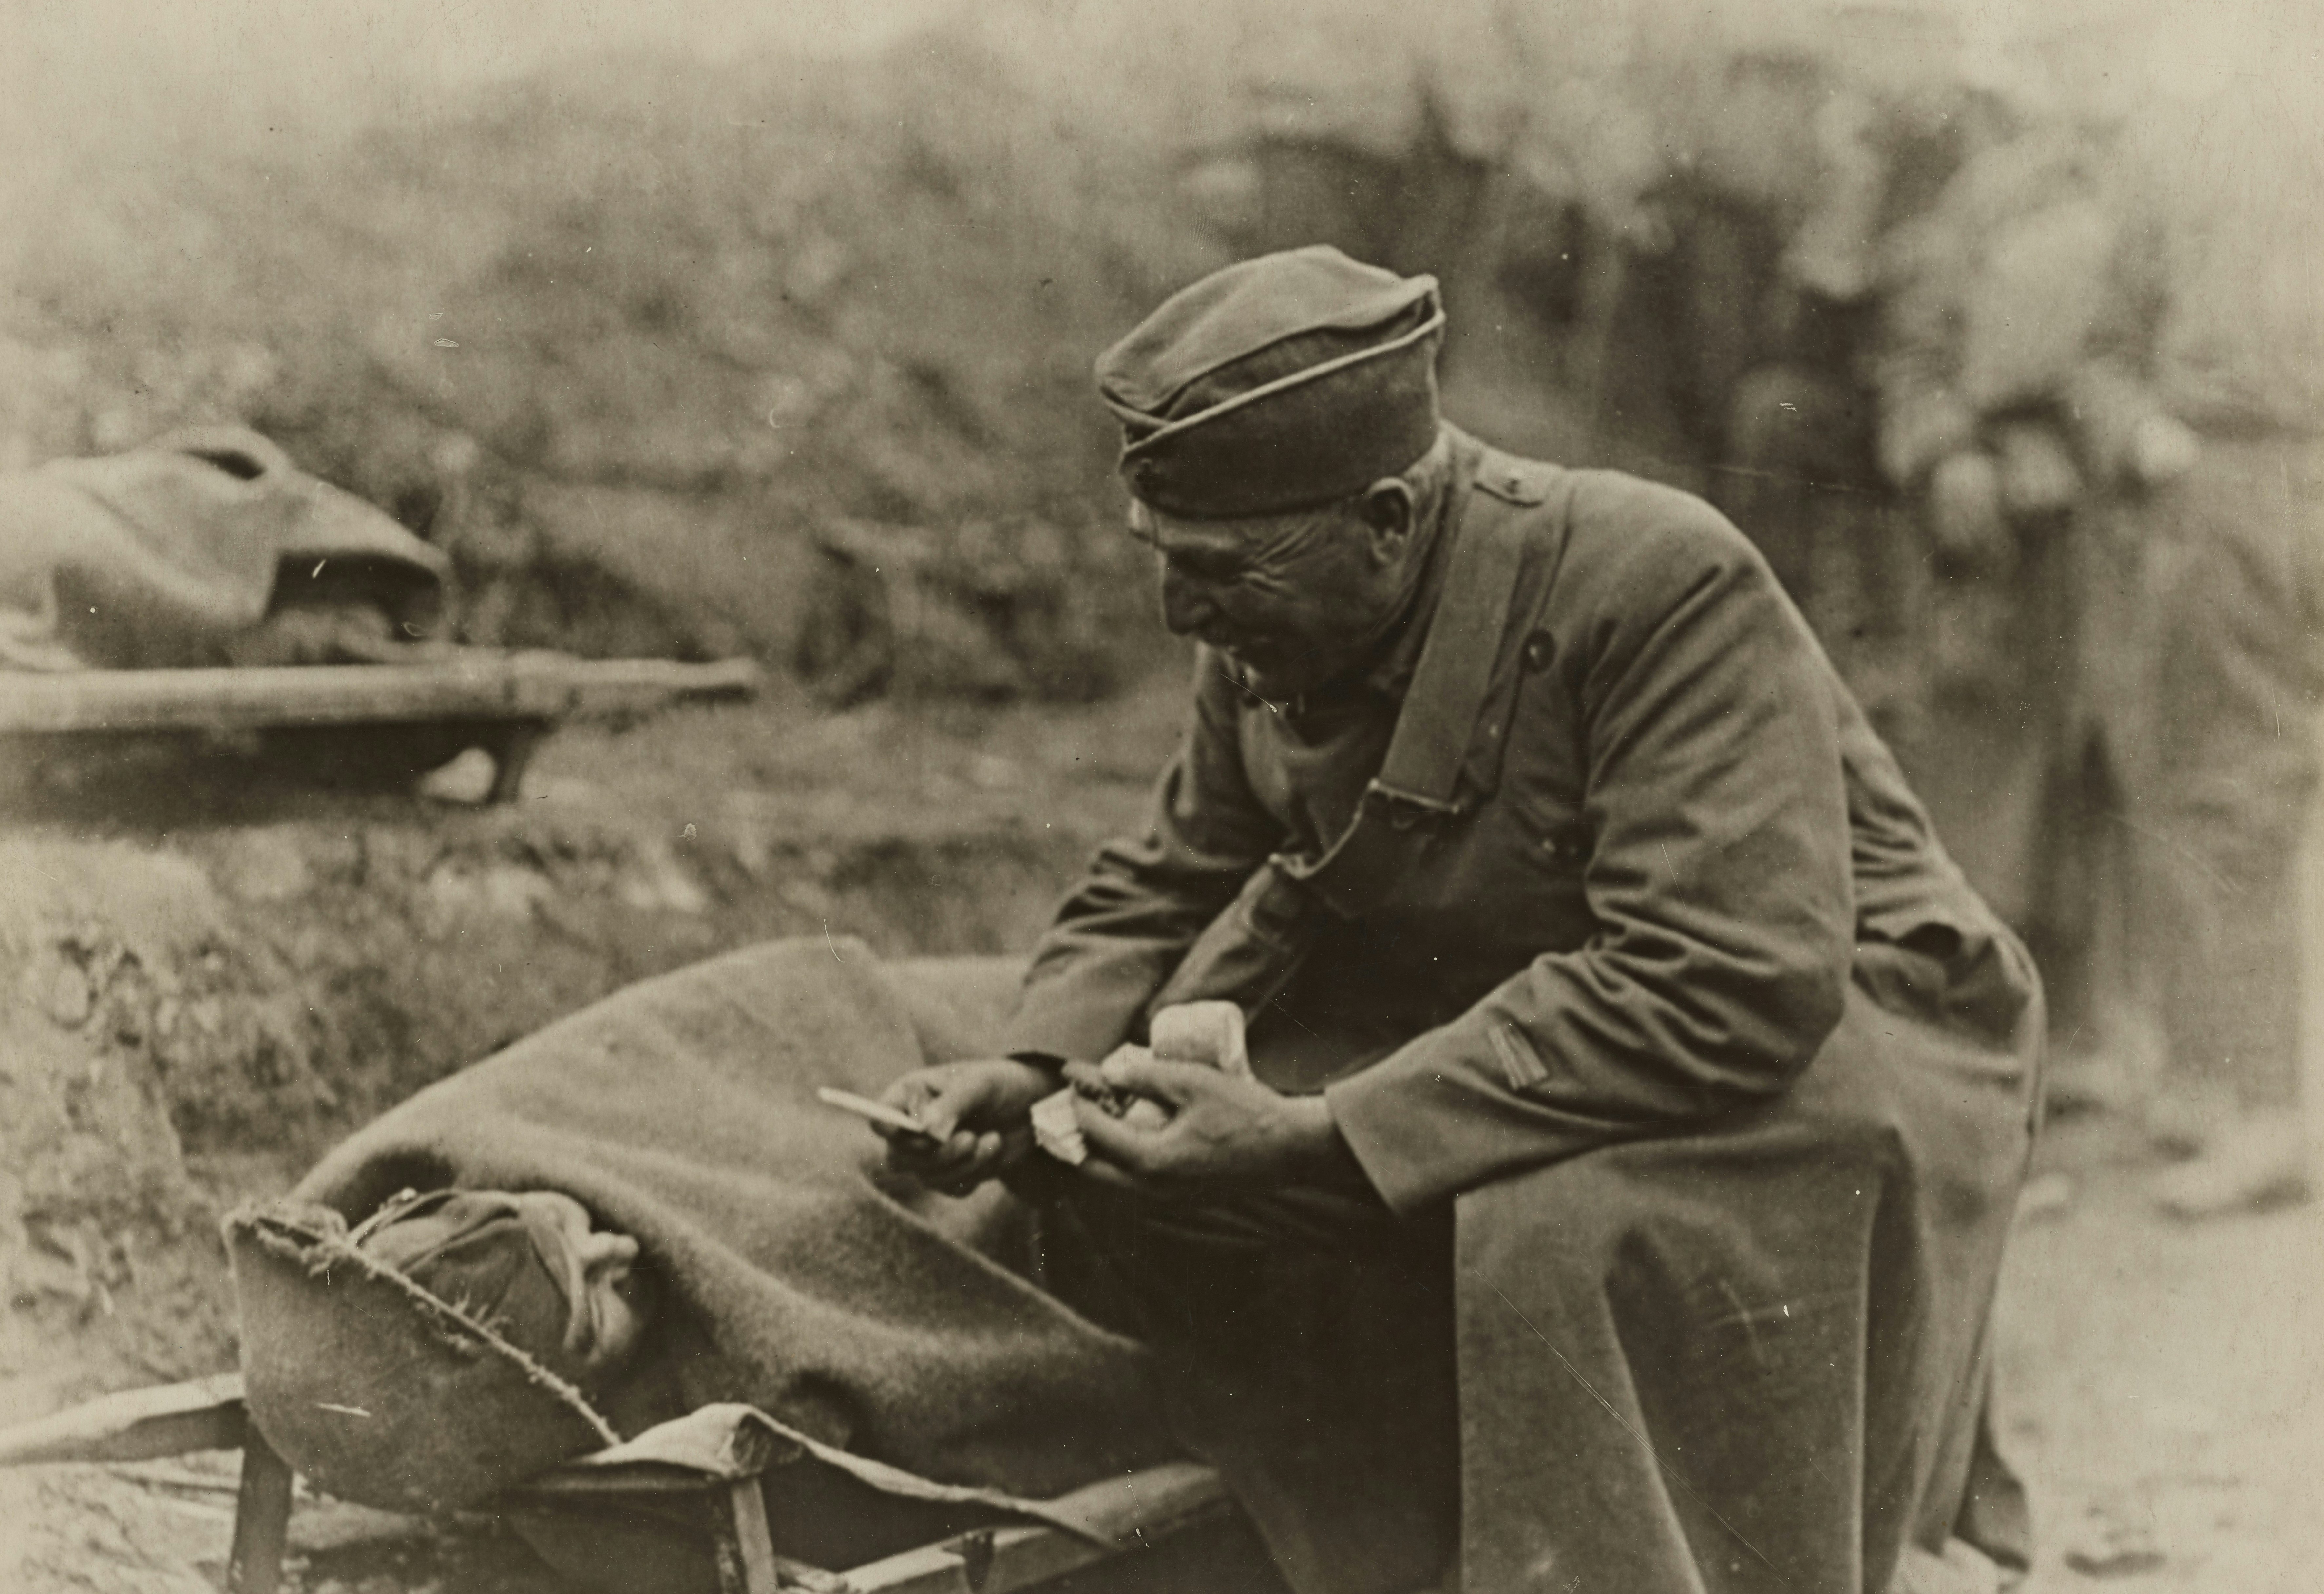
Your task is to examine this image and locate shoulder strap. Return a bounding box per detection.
[1371,446,1562,811]
[1146,443,1573,1020]
[1287,446,1569,916]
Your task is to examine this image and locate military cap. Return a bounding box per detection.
[1096,245,1445,518]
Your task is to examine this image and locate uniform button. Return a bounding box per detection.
[1505,471,1525,494]
[1522,630,1555,671]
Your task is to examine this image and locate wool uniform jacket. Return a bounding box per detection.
[1007,425,2030,1212]
[1004,425,2043,1594]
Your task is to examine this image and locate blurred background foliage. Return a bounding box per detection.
[1,0,2317,701]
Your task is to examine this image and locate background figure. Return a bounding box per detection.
[2097,436,2324,1210]
[1623,30,2324,1217]
[1895,421,2324,1215]
[1714,349,1918,748]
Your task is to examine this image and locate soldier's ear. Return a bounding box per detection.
[1355,477,1416,565]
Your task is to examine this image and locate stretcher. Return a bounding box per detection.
[0,653,763,802]
[0,1377,1253,1593]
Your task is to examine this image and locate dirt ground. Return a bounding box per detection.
[1998,1119,2323,1594]
[2,681,2320,1593]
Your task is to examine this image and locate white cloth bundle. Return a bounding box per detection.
[1031,1002,1250,1165]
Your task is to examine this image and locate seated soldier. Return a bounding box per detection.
[873,246,2043,1594]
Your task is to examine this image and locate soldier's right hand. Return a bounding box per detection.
[876,1057,1053,1195]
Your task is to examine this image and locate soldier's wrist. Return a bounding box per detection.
[1283,1094,1363,1183]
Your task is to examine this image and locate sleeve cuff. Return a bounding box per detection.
[1324,1028,1601,1217]
[1001,988,1143,1068]
[1324,1059,1465,1218]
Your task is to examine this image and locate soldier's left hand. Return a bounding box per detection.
[1070,1049,1342,1196]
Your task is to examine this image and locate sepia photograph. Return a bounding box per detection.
[1,1,2318,1589]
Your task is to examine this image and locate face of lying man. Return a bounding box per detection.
[514,1191,652,1378]
[357,1187,654,1388]
[1129,473,1428,701]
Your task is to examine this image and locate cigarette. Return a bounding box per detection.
[816,1087,936,1138]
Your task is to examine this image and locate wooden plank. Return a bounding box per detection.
[841,1518,1168,1594]
[485,720,549,801]
[709,1491,751,1594]
[728,1478,783,1594]
[1028,1461,1229,1544]
[0,655,761,735]
[225,1434,295,1594]
[0,1374,246,1467]
[504,1466,730,1500]
[840,1470,1237,1594]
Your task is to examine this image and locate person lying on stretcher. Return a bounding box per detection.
[332,1004,1251,1407]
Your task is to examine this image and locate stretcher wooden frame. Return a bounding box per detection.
[0,654,763,802]
[0,1376,1239,1594]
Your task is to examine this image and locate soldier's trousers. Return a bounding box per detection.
[1044,961,2043,1594]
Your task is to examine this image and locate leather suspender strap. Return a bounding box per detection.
[1146,445,1573,1021]
[1372,471,1530,810]
[1286,455,1534,919]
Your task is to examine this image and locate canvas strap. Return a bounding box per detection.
[1148,447,1574,1022]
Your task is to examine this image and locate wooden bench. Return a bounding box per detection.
[0,654,762,802]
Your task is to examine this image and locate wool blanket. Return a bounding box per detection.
[292,938,1179,1567]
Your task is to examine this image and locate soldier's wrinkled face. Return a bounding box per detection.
[1128,496,1406,699]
